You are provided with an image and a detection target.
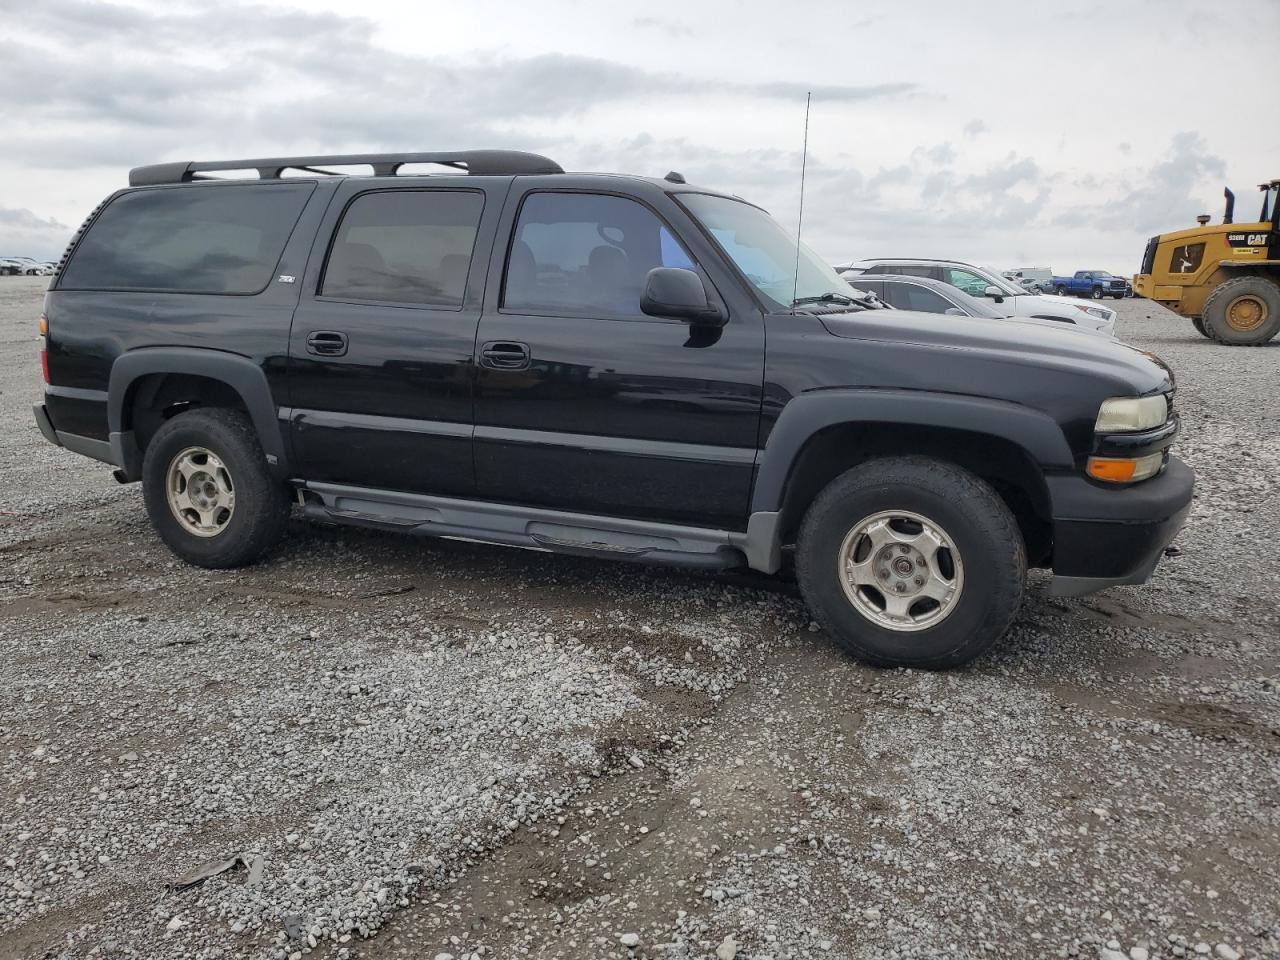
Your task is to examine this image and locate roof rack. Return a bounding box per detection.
[128,150,563,186]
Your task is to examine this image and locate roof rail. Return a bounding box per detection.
[128,150,563,186]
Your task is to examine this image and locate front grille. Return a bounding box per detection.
[1139,235,1159,275]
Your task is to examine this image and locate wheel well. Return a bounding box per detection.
[125,374,250,455]
[774,423,1053,566]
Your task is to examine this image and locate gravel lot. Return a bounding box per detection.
[1,274,1277,960]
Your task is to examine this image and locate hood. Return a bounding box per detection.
[817,309,1170,394]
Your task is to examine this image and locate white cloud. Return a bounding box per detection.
[0,0,1276,272]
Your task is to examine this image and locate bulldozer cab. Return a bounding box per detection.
[1133,176,1280,344]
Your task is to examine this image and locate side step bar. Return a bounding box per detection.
[300,482,748,570]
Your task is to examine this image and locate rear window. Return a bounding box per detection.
[59,183,312,294]
[321,190,485,308]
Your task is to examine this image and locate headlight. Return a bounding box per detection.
[1095,395,1168,432]
[1077,305,1109,320]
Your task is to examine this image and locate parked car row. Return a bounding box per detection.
[0,256,56,276]
[835,258,1118,336]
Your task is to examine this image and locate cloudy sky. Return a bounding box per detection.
[2,0,1277,272]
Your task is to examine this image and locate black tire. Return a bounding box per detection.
[1191,315,1212,338]
[142,408,291,568]
[1112,293,1124,300]
[1201,276,1280,345]
[796,457,1026,669]
[1055,285,1068,296]
[1090,286,1103,300]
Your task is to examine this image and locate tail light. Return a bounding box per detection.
[38,314,48,384]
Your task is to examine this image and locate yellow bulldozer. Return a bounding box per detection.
[1133,179,1280,344]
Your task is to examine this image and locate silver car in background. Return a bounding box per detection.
[837,257,1117,336]
[845,273,1113,337]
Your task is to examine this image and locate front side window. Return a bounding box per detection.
[322,190,484,307]
[897,284,959,313]
[503,192,694,318]
[60,183,313,294]
[679,193,858,311]
[944,267,992,297]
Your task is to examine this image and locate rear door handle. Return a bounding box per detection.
[480,340,531,370]
[306,330,348,356]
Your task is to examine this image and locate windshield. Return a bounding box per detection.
[679,193,860,310]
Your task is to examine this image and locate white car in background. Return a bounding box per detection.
[0,256,51,276]
[837,258,1117,337]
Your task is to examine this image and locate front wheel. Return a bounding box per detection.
[142,408,291,568]
[1055,285,1068,296]
[1191,315,1212,338]
[796,457,1026,669]
[1091,286,1104,299]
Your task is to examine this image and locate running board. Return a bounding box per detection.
[300,482,748,570]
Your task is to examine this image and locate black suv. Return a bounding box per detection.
[33,150,1193,668]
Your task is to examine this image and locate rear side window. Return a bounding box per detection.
[322,190,485,307]
[60,184,312,294]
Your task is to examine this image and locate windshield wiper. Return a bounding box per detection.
[791,293,859,307]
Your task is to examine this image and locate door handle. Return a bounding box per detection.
[480,340,531,370]
[306,331,348,357]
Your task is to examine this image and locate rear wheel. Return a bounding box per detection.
[796,457,1026,669]
[142,409,291,568]
[1091,286,1104,300]
[1191,315,1212,338]
[1055,285,1068,296]
[1202,276,1280,345]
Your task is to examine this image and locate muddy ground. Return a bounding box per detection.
[1,275,1277,960]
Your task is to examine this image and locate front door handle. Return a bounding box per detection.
[306,330,348,357]
[480,340,531,370]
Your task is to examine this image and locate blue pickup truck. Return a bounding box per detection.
[1052,270,1130,300]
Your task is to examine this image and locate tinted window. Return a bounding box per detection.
[504,192,694,318]
[896,265,935,279]
[322,190,484,307]
[896,283,958,313]
[60,184,312,294]
[846,279,884,299]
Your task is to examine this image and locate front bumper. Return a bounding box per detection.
[1047,456,1194,597]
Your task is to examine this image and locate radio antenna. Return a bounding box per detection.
[791,91,811,313]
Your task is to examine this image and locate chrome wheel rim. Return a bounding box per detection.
[837,509,964,632]
[165,446,235,538]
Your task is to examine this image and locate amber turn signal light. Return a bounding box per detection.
[38,315,47,336]
[1087,453,1162,484]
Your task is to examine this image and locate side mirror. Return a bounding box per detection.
[983,284,1005,298]
[641,267,724,324]
[943,307,965,316]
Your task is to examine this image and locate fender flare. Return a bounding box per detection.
[740,389,1071,574]
[107,347,289,481]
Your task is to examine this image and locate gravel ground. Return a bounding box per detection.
[1,274,1277,960]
